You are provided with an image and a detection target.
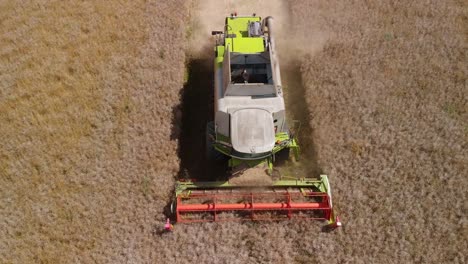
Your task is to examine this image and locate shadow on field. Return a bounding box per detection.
[177,57,212,180]
[164,56,214,222]
[176,54,227,182]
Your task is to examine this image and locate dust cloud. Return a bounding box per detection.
[189,0,286,53]
[189,0,327,61]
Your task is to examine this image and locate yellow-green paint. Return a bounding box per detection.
[215,16,265,71]
[225,16,265,53]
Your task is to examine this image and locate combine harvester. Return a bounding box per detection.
[173,14,340,228]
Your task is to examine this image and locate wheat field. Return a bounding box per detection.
[1,0,466,263]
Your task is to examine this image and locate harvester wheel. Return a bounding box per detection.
[205,122,223,161]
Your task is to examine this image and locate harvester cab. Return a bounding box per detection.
[173,14,340,228]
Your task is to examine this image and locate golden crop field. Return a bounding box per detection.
[1,0,466,263]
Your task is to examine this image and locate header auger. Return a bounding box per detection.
[172,14,340,229]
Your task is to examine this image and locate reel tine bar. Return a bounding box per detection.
[176,189,332,223]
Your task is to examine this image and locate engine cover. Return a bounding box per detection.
[230,108,275,154]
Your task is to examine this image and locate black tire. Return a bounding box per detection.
[205,122,223,161]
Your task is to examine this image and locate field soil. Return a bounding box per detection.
[1,0,467,263]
